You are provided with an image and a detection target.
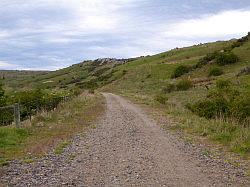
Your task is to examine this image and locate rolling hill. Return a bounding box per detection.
[1,33,250,157]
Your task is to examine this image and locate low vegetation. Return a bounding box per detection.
[0,92,104,166]
[1,33,250,162]
[215,52,239,66]
[187,80,249,122]
[155,94,168,104]
[171,65,192,78]
[208,67,223,76]
[103,33,250,157]
[0,87,81,126]
[176,79,193,91]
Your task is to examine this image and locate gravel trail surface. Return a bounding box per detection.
[1,93,249,186]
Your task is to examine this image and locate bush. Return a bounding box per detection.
[215,52,239,66]
[176,79,193,91]
[197,51,219,67]
[208,67,223,77]
[155,94,168,104]
[171,65,192,78]
[230,94,250,121]
[187,97,229,119]
[0,82,6,107]
[187,82,249,122]
[163,83,176,93]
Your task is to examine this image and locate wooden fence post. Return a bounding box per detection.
[14,103,21,128]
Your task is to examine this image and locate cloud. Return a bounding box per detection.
[0,1,250,70]
[0,30,10,39]
[164,9,250,39]
[0,61,18,69]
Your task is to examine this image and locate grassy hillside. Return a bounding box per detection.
[1,34,249,160]
[1,58,133,92]
[102,35,250,157]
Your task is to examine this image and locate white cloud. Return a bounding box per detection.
[0,61,18,69]
[0,1,250,70]
[164,10,250,39]
[0,30,10,39]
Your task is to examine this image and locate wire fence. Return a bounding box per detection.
[0,96,70,128]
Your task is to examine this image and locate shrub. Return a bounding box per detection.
[176,79,193,91]
[155,94,168,104]
[208,67,223,77]
[163,83,176,93]
[215,52,239,66]
[187,97,229,119]
[230,94,250,121]
[0,82,6,107]
[187,82,249,122]
[171,65,192,78]
[197,51,219,67]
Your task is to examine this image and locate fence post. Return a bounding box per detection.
[14,103,21,128]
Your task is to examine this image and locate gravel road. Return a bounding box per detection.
[1,93,249,186]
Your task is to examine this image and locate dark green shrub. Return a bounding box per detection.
[155,94,168,104]
[187,97,229,119]
[187,81,249,122]
[0,82,6,107]
[208,67,223,77]
[171,65,192,78]
[197,51,219,67]
[215,52,239,66]
[230,94,250,121]
[163,83,176,93]
[176,79,193,91]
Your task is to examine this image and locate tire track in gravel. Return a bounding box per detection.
[1,93,249,186]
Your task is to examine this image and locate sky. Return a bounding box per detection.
[0,0,250,70]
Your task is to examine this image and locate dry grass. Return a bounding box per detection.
[0,92,105,164]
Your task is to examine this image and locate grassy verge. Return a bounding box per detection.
[0,92,105,166]
[115,88,249,157]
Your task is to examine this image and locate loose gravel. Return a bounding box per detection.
[1,93,249,186]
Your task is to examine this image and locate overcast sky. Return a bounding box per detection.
[0,0,250,70]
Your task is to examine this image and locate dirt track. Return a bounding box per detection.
[1,93,249,186]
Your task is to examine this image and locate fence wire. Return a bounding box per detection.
[0,96,69,127]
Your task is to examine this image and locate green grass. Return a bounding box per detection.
[0,128,29,149]
[102,36,250,157]
[54,141,70,155]
[1,34,249,159]
[0,92,105,165]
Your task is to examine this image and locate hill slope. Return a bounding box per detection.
[1,34,249,157]
[102,34,250,157]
